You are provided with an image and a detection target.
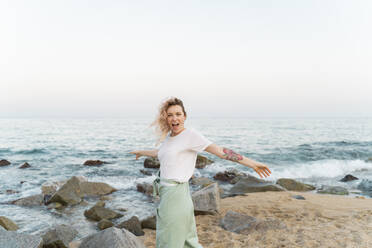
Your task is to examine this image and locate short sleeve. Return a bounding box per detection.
[188,129,213,153]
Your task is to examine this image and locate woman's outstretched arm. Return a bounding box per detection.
[204,144,271,178]
[130,150,158,160]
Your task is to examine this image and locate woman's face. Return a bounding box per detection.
[166,105,186,135]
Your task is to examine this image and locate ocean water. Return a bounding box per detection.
[1,118,372,237]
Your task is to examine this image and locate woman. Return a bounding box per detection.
[130,97,271,248]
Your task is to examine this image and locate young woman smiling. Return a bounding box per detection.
[131,97,271,248]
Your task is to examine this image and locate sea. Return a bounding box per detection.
[1,118,372,238]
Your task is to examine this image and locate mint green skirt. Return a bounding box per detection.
[153,177,203,248]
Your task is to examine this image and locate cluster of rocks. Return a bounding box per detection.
[0,159,32,169]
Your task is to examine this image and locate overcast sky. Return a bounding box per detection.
[1,0,371,118]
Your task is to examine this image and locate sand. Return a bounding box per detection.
[139,191,372,248]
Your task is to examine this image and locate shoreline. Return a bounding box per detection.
[140,191,372,248]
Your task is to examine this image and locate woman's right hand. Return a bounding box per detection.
[130,151,142,160]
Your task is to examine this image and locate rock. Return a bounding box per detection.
[84,206,123,221]
[139,169,153,176]
[317,185,349,195]
[80,182,117,196]
[0,229,43,248]
[41,180,68,195]
[0,216,19,231]
[276,178,316,191]
[292,195,306,200]
[98,219,114,230]
[0,159,11,166]
[192,183,220,215]
[19,162,31,169]
[141,216,156,230]
[191,177,215,187]
[136,183,153,196]
[213,168,244,183]
[195,155,214,169]
[340,174,359,182]
[94,201,105,207]
[5,189,20,194]
[47,177,84,206]
[116,216,144,236]
[41,224,78,248]
[230,176,286,194]
[11,194,44,207]
[79,227,146,248]
[83,160,106,166]
[220,211,258,234]
[144,157,160,168]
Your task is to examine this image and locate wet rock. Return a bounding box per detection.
[41,180,67,195]
[340,174,359,182]
[139,169,153,176]
[0,216,19,231]
[230,175,285,194]
[213,168,244,184]
[276,178,316,191]
[47,177,84,206]
[79,227,146,248]
[317,185,349,195]
[80,182,117,196]
[292,195,306,200]
[141,216,156,230]
[98,219,114,230]
[0,229,43,248]
[0,159,11,166]
[220,211,258,234]
[19,162,31,169]
[116,216,144,236]
[41,224,78,248]
[136,183,153,196]
[190,177,215,187]
[84,206,123,221]
[83,160,107,166]
[11,194,44,207]
[144,157,160,169]
[195,155,214,169]
[192,183,220,215]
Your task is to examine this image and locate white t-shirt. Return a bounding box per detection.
[157,128,212,183]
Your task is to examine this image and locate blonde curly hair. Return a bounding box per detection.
[151,97,187,145]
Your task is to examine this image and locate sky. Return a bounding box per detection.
[1,0,371,118]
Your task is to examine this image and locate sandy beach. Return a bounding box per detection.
[140,191,372,248]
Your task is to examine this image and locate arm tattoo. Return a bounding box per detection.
[222,148,243,162]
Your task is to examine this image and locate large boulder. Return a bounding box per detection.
[229,175,286,194]
[0,229,43,248]
[11,194,44,207]
[192,183,220,215]
[276,178,316,191]
[0,216,19,231]
[47,177,84,206]
[0,159,11,166]
[317,185,349,195]
[80,182,117,196]
[116,216,144,236]
[84,206,123,221]
[79,227,146,248]
[41,224,78,248]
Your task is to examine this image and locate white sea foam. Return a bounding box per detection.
[269,159,372,180]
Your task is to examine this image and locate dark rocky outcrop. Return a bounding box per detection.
[317,185,349,195]
[276,178,316,191]
[83,160,107,166]
[0,228,43,248]
[340,174,359,182]
[41,224,78,248]
[19,162,31,169]
[79,227,146,248]
[192,183,220,215]
[141,216,156,230]
[0,159,11,167]
[84,206,123,221]
[116,216,144,236]
[0,216,19,231]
